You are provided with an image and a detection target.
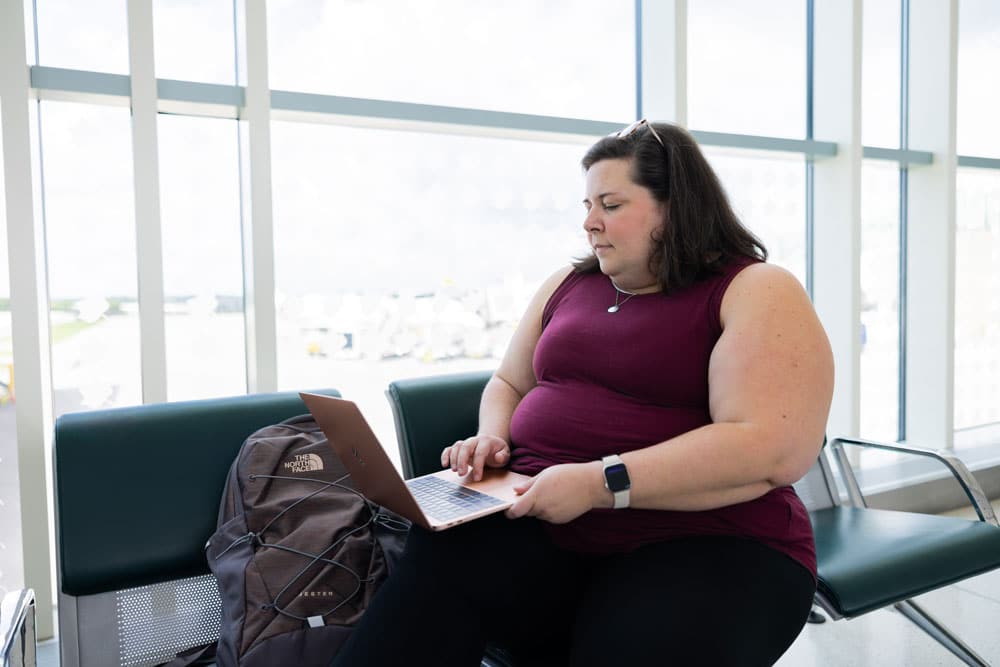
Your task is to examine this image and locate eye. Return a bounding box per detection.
[603,203,620,212]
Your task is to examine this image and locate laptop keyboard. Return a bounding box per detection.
[406,475,506,522]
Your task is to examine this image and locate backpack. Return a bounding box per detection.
[194,414,410,666]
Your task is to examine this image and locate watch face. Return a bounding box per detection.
[604,463,631,492]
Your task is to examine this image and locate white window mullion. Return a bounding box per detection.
[240,0,277,393]
[811,0,863,439]
[127,0,168,404]
[1,0,56,640]
[638,0,686,124]
[905,0,958,449]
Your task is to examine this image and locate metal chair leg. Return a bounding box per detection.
[894,599,989,666]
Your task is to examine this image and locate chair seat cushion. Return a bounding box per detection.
[812,506,1000,617]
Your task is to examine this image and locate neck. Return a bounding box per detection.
[610,277,660,295]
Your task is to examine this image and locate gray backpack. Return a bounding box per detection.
[201,414,409,666]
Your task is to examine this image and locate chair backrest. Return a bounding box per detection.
[386,370,493,478]
[54,389,339,667]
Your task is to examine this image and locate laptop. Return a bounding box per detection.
[299,392,532,531]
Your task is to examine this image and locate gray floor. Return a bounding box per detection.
[31,504,1000,667]
[777,569,1000,665]
[33,572,1000,667]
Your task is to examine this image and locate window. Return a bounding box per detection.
[859,161,900,445]
[270,121,589,457]
[703,148,807,284]
[0,111,22,596]
[158,114,247,401]
[41,102,141,416]
[35,0,129,73]
[862,0,901,148]
[955,167,1000,430]
[958,0,1000,157]
[688,0,807,138]
[267,0,635,121]
[153,0,237,84]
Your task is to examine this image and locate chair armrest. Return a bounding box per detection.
[1,588,36,667]
[829,436,998,526]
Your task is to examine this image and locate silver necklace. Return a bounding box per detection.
[608,283,638,313]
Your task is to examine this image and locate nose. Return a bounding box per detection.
[583,207,603,233]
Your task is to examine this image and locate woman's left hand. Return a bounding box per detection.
[506,462,603,524]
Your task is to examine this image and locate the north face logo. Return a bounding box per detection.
[283,453,324,473]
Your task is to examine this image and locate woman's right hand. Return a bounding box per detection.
[441,435,510,482]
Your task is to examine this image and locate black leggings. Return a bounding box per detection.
[332,515,815,667]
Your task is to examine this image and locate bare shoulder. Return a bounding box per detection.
[720,262,811,328]
[541,264,575,292]
[528,265,576,310]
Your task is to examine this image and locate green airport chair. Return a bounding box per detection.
[53,389,340,667]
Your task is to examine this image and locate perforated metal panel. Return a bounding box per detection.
[114,575,220,666]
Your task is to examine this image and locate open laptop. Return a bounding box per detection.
[299,392,532,531]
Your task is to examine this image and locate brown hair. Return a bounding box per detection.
[575,122,766,292]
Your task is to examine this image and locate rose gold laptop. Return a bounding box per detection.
[299,392,531,531]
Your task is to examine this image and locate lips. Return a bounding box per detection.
[593,244,612,255]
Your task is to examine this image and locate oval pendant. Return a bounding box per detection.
[607,305,619,313]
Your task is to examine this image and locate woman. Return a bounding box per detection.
[333,121,834,666]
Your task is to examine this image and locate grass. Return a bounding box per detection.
[0,319,97,357]
[51,319,96,344]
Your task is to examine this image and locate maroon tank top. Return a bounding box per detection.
[509,261,816,576]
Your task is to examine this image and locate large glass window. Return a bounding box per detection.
[267,0,634,121]
[955,167,1000,430]
[158,114,246,401]
[703,149,806,284]
[153,1,236,84]
[862,0,901,148]
[688,0,806,139]
[35,0,129,74]
[859,161,900,446]
[41,102,141,417]
[958,0,1000,157]
[271,122,589,459]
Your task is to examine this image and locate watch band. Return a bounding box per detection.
[601,454,631,509]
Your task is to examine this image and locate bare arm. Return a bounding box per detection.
[509,263,834,521]
[606,263,834,510]
[443,266,574,479]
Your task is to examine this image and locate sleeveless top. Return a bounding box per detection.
[508,260,816,576]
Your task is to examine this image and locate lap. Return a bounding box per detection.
[336,520,815,667]
[569,537,816,667]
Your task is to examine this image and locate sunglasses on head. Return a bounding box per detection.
[611,119,665,147]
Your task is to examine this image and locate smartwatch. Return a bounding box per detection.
[601,454,631,509]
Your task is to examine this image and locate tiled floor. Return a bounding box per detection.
[33,502,1000,666]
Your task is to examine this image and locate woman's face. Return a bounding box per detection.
[583,158,665,290]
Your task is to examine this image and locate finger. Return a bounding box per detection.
[455,440,474,476]
[451,440,466,473]
[469,443,492,481]
[506,494,532,519]
[489,446,510,467]
[441,444,454,468]
[512,477,534,495]
[448,441,463,472]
